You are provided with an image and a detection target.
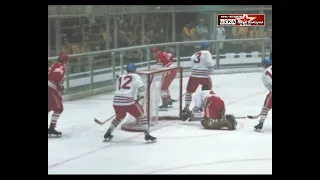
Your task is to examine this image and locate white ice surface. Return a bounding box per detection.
[48,73,272,174]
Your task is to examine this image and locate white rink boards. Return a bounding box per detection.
[48,73,272,174]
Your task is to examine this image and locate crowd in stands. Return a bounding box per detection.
[180,13,272,56]
[49,14,169,57]
[48,11,272,73]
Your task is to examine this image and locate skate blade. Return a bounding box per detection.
[146,139,157,144]
[103,138,113,143]
[48,135,62,138]
[254,129,262,132]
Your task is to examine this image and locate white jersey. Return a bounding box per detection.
[190,50,215,78]
[261,66,272,92]
[193,90,215,111]
[113,73,145,106]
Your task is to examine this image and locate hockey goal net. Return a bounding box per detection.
[121,66,183,132]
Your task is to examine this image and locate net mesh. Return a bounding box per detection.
[121,67,183,132]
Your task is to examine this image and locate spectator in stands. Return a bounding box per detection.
[149,30,156,43]
[247,27,269,52]
[71,43,80,54]
[214,26,226,53]
[232,26,249,53]
[70,28,82,44]
[81,43,91,53]
[61,37,72,54]
[126,31,136,46]
[123,21,129,32]
[143,31,151,44]
[247,27,257,52]
[154,17,162,30]
[85,27,94,41]
[159,28,166,42]
[154,31,164,43]
[118,30,127,47]
[196,18,209,40]
[182,23,196,41]
[182,23,196,56]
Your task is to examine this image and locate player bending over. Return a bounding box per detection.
[151,47,177,108]
[254,57,272,132]
[48,53,69,137]
[104,63,156,142]
[180,85,237,130]
[184,42,214,112]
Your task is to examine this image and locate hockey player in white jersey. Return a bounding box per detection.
[254,57,272,132]
[184,42,215,111]
[180,85,237,130]
[103,63,156,142]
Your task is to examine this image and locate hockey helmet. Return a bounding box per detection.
[126,63,137,73]
[58,53,69,63]
[200,42,209,50]
[262,57,272,68]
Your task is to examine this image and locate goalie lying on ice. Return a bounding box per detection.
[180,85,237,130]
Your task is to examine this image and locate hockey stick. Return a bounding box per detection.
[94,115,115,125]
[246,115,260,119]
[185,115,248,122]
[235,116,248,119]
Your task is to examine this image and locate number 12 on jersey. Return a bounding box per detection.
[118,75,132,90]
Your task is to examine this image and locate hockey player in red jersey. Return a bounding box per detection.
[184,42,214,112]
[180,85,237,130]
[253,57,272,132]
[48,53,69,137]
[151,47,177,109]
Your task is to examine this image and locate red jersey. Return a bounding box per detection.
[156,51,174,67]
[48,62,65,92]
[204,93,225,119]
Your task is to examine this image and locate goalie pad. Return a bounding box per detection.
[201,114,237,130]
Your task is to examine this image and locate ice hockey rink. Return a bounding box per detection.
[48,72,272,174]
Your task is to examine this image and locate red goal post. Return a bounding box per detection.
[121,66,183,132]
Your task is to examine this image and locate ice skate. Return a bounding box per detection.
[48,127,62,137]
[103,130,114,142]
[145,133,157,142]
[254,122,264,132]
[159,101,169,111]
